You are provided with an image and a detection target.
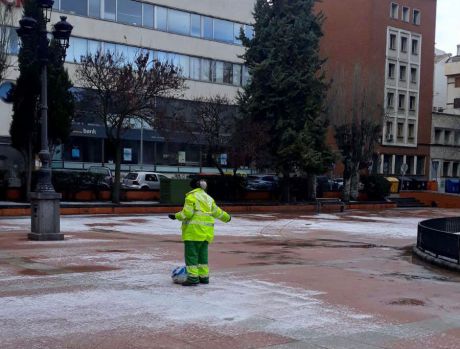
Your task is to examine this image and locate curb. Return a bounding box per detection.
[0,202,397,217]
[412,245,460,272]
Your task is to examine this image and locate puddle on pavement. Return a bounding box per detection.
[388,298,425,306]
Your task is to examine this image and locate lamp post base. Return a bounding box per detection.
[30,191,63,241]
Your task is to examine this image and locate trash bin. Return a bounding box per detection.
[160,178,191,204]
[385,177,399,193]
[445,179,460,194]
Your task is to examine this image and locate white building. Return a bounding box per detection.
[0,0,256,173]
[433,48,451,112]
[445,45,460,115]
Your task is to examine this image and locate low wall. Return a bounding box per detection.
[400,191,460,208]
[0,201,396,217]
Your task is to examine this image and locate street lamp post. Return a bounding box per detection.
[17,0,73,241]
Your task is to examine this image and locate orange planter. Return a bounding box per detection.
[74,190,96,201]
[122,190,160,201]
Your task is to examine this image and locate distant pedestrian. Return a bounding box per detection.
[169,179,231,286]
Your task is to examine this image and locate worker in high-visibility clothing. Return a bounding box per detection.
[169,179,231,286]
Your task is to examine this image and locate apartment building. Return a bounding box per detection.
[318,0,436,178]
[429,45,460,189]
[445,45,460,115]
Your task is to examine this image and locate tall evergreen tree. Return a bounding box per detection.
[10,0,74,199]
[239,0,332,200]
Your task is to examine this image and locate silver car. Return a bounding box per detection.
[122,172,167,190]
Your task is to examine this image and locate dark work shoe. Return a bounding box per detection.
[199,277,209,284]
[182,280,199,286]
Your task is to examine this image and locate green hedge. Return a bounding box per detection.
[189,175,247,201]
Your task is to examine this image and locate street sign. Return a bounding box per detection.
[400,163,408,175]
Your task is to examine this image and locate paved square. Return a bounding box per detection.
[1,208,460,348]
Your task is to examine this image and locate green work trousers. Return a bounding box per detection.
[184,241,209,283]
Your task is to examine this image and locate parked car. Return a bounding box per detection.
[333,178,344,190]
[87,166,113,188]
[122,172,167,190]
[246,175,279,191]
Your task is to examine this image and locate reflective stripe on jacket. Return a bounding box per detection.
[175,188,230,242]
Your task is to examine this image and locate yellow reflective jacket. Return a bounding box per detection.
[175,188,231,243]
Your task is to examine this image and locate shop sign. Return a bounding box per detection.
[178,151,186,164]
[123,148,132,162]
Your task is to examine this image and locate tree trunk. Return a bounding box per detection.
[281,171,290,203]
[306,174,317,200]
[112,142,121,204]
[342,160,352,202]
[350,165,360,201]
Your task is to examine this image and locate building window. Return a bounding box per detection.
[104,0,116,20]
[408,123,415,142]
[445,130,452,144]
[214,19,234,43]
[223,62,233,84]
[400,36,407,52]
[388,63,396,78]
[202,16,213,40]
[454,98,460,109]
[214,61,224,83]
[411,39,419,55]
[117,0,142,26]
[398,94,406,110]
[397,122,404,140]
[387,92,394,108]
[386,121,394,141]
[234,23,243,45]
[167,9,191,35]
[455,132,460,145]
[416,157,425,175]
[233,64,242,86]
[455,77,460,88]
[453,163,459,177]
[402,6,409,22]
[443,161,450,177]
[89,0,101,18]
[399,65,407,81]
[191,14,201,37]
[190,57,200,80]
[61,0,87,16]
[389,34,397,50]
[434,129,442,143]
[409,96,416,111]
[390,3,399,18]
[155,6,167,31]
[142,3,154,28]
[410,67,417,83]
[413,9,421,25]
[201,58,212,82]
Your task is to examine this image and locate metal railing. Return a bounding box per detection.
[417,217,460,264]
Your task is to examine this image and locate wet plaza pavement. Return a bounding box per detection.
[1,208,460,348]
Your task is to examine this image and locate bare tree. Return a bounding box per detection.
[0,3,14,82]
[176,95,236,175]
[76,50,186,203]
[327,65,383,201]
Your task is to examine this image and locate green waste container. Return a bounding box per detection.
[160,178,191,204]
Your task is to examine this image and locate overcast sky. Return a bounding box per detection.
[436,0,460,54]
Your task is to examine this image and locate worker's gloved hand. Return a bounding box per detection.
[168,214,176,220]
